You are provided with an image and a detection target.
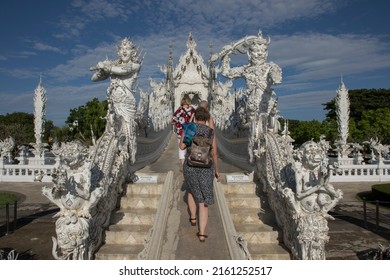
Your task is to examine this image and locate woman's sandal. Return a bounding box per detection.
[189,218,197,226]
[197,232,208,243]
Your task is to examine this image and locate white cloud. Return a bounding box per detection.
[33,42,64,54]
[277,90,336,120]
[269,33,390,86]
[56,0,139,39]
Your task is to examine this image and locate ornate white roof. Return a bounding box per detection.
[172,32,209,86]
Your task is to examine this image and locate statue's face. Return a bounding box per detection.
[118,46,132,63]
[61,141,88,169]
[249,43,267,64]
[302,142,322,170]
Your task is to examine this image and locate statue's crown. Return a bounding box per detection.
[118,37,134,50]
[249,31,270,49]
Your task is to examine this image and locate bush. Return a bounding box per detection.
[371,184,390,202]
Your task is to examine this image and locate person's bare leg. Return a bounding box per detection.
[198,203,208,241]
[187,192,197,225]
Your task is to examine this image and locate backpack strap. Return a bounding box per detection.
[182,107,191,119]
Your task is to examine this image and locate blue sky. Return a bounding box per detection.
[0,0,389,126]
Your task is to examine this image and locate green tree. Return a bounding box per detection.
[0,112,35,145]
[322,88,390,145]
[288,119,325,146]
[64,98,108,144]
[323,88,390,122]
[357,108,390,143]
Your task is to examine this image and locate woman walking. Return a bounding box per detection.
[179,107,219,242]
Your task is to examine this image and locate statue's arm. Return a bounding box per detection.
[220,55,243,79]
[110,62,141,76]
[90,60,112,81]
[269,62,282,84]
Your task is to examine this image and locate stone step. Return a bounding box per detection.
[120,194,161,209]
[228,208,277,225]
[222,183,256,195]
[235,224,281,244]
[224,194,261,209]
[125,184,163,195]
[248,244,291,260]
[133,172,166,184]
[105,224,151,245]
[110,208,156,226]
[95,244,145,260]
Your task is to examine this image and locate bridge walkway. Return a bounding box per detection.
[136,133,243,259]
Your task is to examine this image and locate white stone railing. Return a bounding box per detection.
[0,127,172,184]
[0,163,56,182]
[215,128,252,172]
[330,163,390,182]
[130,127,172,172]
[216,130,390,184]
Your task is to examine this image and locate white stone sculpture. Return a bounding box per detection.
[171,33,210,109]
[212,32,342,260]
[335,79,351,160]
[292,141,342,213]
[210,80,234,130]
[42,141,102,259]
[0,137,15,163]
[43,37,143,260]
[33,77,47,158]
[211,32,282,162]
[148,79,172,131]
[364,137,389,163]
[212,31,282,120]
[90,37,142,164]
[136,90,150,136]
[256,132,343,259]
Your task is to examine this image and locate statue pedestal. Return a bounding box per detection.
[337,156,354,165]
[28,156,45,166]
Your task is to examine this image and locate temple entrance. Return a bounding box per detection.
[182,91,202,107]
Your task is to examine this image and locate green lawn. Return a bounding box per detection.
[0,192,18,208]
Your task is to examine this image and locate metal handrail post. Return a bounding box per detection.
[375,200,379,230]
[363,198,367,228]
[5,203,10,235]
[13,200,17,231]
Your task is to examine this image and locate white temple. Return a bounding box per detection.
[170,32,212,109]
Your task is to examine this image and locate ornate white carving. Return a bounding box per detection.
[136,90,150,136]
[0,137,15,163]
[212,32,342,259]
[91,37,142,164]
[148,79,172,131]
[43,37,143,260]
[256,132,343,259]
[335,79,351,159]
[210,80,235,130]
[364,137,389,163]
[172,33,210,109]
[211,32,282,162]
[33,77,47,158]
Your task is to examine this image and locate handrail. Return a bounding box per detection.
[214,177,248,260]
[138,171,174,259]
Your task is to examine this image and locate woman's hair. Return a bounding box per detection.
[194,107,210,122]
[181,96,191,106]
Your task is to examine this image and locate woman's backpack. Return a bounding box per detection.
[187,136,213,168]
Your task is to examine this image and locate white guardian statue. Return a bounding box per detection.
[90,38,142,164]
[211,32,282,162]
[43,38,143,260]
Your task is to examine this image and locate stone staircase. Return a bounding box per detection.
[219,174,291,260]
[95,172,171,260]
